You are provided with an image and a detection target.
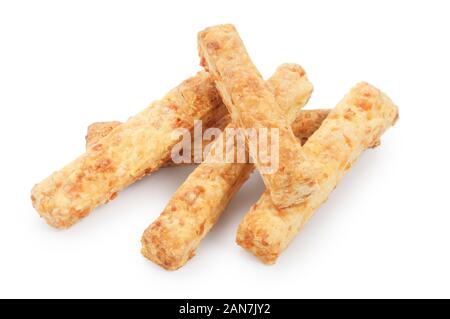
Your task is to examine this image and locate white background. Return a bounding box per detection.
[1,0,449,298]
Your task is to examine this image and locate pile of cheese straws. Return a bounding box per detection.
[32,24,398,270]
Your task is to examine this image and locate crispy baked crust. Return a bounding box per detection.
[198,24,319,208]
[236,82,399,264]
[86,109,331,155]
[86,63,316,165]
[85,115,229,167]
[31,71,227,228]
[141,64,314,270]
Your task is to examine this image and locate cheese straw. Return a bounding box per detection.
[85,113,229,167]
[198,24,320,208]
[236,82,399,264]
[31,71,228,228]
[141,64,315,270]
[31,64,312,228]
[84,111,330,270]
[85,109,330,162]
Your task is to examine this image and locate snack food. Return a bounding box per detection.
[141,64,314,270]
[31,71,227,228]
[31,64,311,228]
[85,109,331,159]
[141,110,330,270]
[236,82,399,264]
[198,24,319,208]
[85,117,229,167]
[31,23,399,270]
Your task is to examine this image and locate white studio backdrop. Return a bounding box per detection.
[0,0,449,298]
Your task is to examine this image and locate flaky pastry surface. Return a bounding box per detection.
[32,71,226,228]
[236,82,399,264]
[141,64,314,270]
[198,24,320,208]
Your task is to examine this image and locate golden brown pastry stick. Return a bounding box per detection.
[236,82,399,264]
[141,64,315,270]
[85,63,316,164]
[31,71,228,228]
[198,24,319,208]
[31,64,313,228]
[86,110,331,164]
[84,113,230,167]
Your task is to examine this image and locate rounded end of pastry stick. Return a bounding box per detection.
[349,81,399,145]
[141,222,196,271]
[236,197,293,264]
[236,220,280,265]
[31,184,89,229]
[32,200,88,229]
[31,177,117,229]
[267,63,314,124]
[197,24,238,71]
[198,24,237,43]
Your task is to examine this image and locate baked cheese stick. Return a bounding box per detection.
[85,110,331,164]
[198,24,319,208]
[141,64,314,270]
[31,71,228,228]
[236,82,399,264]
[31,64,314,228]
[85,112,230,167]
[86,63,316,164]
